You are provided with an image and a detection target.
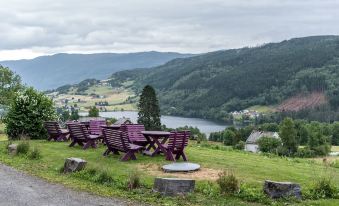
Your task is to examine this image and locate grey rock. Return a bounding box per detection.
[64,157,87,173]
[153,178,195,196]
[8,144,18,155]
[264,180,302,199]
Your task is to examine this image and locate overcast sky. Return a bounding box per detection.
[0,0,339,60]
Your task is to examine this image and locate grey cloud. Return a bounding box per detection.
[1,0,339,58]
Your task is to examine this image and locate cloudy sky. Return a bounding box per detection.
[0,0,339,60]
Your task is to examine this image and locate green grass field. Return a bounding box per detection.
[246,105,276,113]
[0,140,339,205]
[53,85,137,112]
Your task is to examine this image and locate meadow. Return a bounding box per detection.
[1,139,339,205]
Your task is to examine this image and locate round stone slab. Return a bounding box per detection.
[162,162,200,173]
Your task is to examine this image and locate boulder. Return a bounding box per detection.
[153,178,195,196]
[264,180,302,199]
[63,157,87,173]
[8,144,18,155]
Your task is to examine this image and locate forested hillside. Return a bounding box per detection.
[111,36,339,121]
[0,52,193,90]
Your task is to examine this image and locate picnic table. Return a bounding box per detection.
[141,131,171,156]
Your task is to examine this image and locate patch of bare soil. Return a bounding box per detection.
[137,163,221,181]
[277,92,327,112]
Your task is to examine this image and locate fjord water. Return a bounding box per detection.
[97,111,228,136]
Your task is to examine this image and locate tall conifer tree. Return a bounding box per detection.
[137,85,161,130]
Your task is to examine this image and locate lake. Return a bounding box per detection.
[86,111,229,137]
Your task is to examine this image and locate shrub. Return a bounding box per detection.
[127,171,141,190]
[17,141,30,155]
[276,145,289,156]
[197,181,218,197]
[295,147,316,158]
[4,87,56,140]
[88,106,99,117]
[28,147,42,160]
[257,136,281,153]
[233,140,245,150]
[95,170,114,185]
[237,183,269,203]
[308,176,338,199]
[216,170,240,195]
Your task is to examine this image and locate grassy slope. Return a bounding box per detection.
[53,85,137,112]
[0,140,339,205]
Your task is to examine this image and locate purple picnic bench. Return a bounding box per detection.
[67,123,100,150]
[44,121,69,142]
[102,127,143,161]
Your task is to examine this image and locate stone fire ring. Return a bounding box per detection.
[162,162,200,173]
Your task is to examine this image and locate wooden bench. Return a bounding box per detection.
[102,128,143,161]
[67,123,100,149]
[120,124,148,146]
[163,131,190,161]
[44,121,69,141]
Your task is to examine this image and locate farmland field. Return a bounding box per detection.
[52,85,137,112]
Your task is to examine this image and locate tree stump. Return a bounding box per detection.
[63,157,87,173]
[264,180,302,199]
[8,144,18,155]
[153,178,195,196]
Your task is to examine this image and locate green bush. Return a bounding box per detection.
[257,136,281,153]
[4,87,56,140]
[295,147,316,158]
[95,170,114,185]
[88,106,99,117]
[308,176,338,199]
[28,147,42,160]
[233,141,245,150]
[127,171,141,190]
[216,170,240,195]
[17,141,30,155]
[237,183,269,203]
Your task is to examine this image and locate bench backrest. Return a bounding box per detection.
[44,121,62,135]
[120,124,146,142]
[168,131,190,151]
[89,120,106,135]
[103,128,130,151]
[67,123,87,141]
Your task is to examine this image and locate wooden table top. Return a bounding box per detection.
[141,131,171,136]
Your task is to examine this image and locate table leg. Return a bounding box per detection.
[152,137,168,157]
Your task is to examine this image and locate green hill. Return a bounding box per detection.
[110,36,339,121]
[0,52,194,90]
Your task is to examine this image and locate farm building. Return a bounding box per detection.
[113,118,132,126]
[245,131,280,153]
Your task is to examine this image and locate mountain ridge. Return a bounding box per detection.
[0,51,194,90]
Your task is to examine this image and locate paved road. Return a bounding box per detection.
[0,164,138,206]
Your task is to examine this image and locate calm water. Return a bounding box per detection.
[90,111,229,136]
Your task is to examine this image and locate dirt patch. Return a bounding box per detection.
[277,92,327,112]
[137,163,221,181]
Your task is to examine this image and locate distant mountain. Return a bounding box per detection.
[0,52,194,90]
[111,36,339,121]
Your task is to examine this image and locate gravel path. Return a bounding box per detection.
[0,163,139,206]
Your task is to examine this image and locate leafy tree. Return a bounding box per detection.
[0,65,22,106]
[4,87,56,140]
[88,106,99,117]
[223,129,236,146]
[257,136,282,153]
[70,109,79,120]
[332,123,339,145]
[279,118,298,155]
[137,85,161,130]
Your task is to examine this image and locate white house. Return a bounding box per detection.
[245,131,280,153]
